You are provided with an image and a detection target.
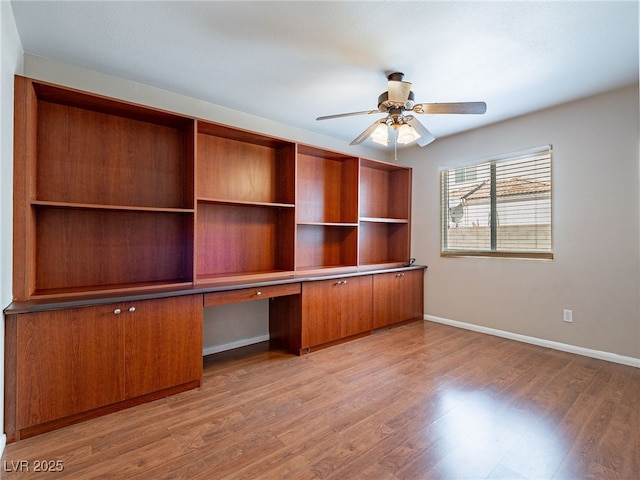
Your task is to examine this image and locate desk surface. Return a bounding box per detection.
[4,265,427,315]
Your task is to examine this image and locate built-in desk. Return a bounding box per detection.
[4,265,425,442]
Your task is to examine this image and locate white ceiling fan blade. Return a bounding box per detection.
[387,80,412,104]
[405,116,436,147]
[412,102,487,115]
[350,119,385,145]
[316,110,380,121]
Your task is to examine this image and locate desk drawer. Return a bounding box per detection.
[204,283,301,307]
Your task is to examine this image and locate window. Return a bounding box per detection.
[454,165,477,183]
[441,145,552,259]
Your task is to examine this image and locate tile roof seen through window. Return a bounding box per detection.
[449,177,551,201]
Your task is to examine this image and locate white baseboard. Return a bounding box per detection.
[202,334,270,356]
[425,314,640,368]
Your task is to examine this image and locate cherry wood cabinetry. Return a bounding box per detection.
[13,76,414,299]
[14,304,125,430]
[373,269,424,329]
[123,296,203,399]
[8,76,420,441]
[301,275,373,350]
[5,295,202,441]
[359,159,412,269]
[203,283,301,307]
[296,146,360,274]
[13,77,195,300]
[195,122,296,284]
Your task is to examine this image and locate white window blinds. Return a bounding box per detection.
[441,145,552,259]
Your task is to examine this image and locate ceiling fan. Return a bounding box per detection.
[316,72,487,147]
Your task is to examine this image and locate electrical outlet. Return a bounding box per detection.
[563,309,573,323]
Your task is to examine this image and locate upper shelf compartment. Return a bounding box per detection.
[30,80,195,211]
[296,145,359,224]
[359,159,411,221]
[196,121,295,206]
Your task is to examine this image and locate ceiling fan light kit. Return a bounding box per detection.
[397,124,420,144]
[370,122,389,146]
[317,72,487,149]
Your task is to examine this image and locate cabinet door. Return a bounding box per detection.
[302,280,342,348]
[16,305,125,429]
[340,275,373,337]
[372,272,397,329]
[398,269,424,322]
[373,270,424,329]
[124,295,202,399]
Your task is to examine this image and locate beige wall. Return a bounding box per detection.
[402,84,640,359]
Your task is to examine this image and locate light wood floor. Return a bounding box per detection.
[2,321,639,479]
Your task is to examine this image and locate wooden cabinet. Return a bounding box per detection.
[8,75,419,440]
[5,295,202,440]
[195,122,296,284]
[14,305,125,430]
[13,77,195,300]
[13,76,414,301]
[359,159,412,269]
[373,269,424,329]
[123,296,203,399]
[301,275,372,349]
[295,145,360,274]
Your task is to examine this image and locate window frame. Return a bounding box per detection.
[440,145,553,260]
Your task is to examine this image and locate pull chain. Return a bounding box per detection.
[394,129,399,163]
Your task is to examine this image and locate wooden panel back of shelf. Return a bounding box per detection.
[196,203,294,277]
[37,102,192,208]
[359,161,411,219]
[295,224,358,270]
[34,207,193,294]
[296,150,359,224]
[197,133,295,205]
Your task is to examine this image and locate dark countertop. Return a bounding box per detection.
[4,265,427,314]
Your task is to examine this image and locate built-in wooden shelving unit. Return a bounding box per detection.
[12,75,413,300]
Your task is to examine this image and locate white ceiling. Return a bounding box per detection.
[10,1,639,150]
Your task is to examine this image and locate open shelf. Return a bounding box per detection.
[34,85,194,210]
[30,200,194,214]
[195,121,296,282]
[33,206,194,296]
[359,160,411,220]
[358,217,408,224]
[13,77,197,299]
[358,159,411,267]
[295,224,358,271]
[197,121,295,205]
[196,202,295,282]
[296,145,359,224]
[196,197,294,209]
[358,221,409,267]
[297,221,359,227]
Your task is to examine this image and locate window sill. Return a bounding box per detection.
[441,251,553,260]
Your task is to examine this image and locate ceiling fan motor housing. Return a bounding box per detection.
[378,90,415,111]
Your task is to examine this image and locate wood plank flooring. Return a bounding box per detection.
[2,321,639,479]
